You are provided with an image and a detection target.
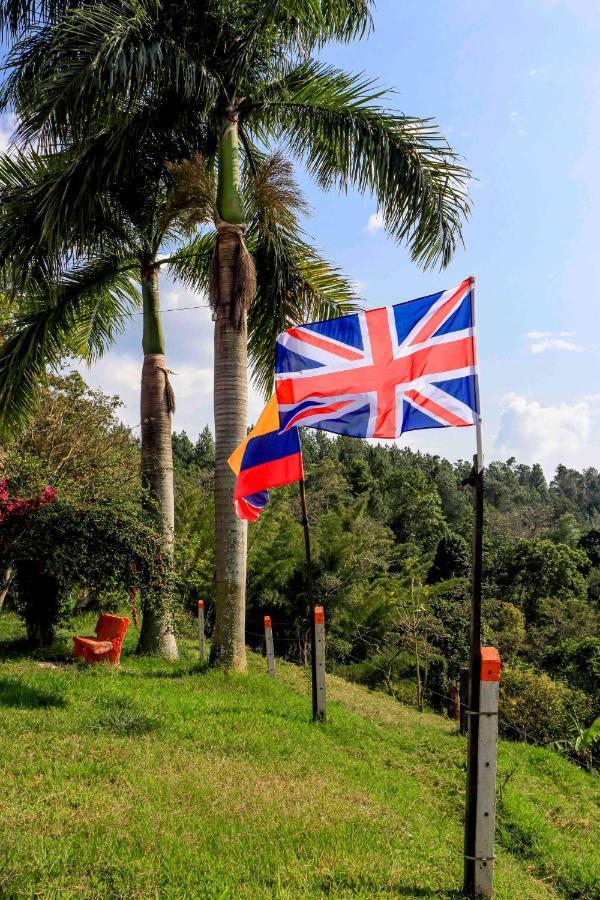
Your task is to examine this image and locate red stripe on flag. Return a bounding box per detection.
[409,278,472,346]
[234,452,304,500]
[286,327,363,361]
[285,399,349,430]
[276,336,475,407]
[234,498,262,521]
[405,389,470,427]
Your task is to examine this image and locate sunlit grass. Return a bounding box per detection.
[0,610,598,898]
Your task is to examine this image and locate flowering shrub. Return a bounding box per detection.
[0,480,57,524]
[2,492,169,649]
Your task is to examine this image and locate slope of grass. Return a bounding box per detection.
[0,610,598,899]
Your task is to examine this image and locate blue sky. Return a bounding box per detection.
[5,0,598,476]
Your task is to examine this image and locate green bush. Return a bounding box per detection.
[499,664,593,745]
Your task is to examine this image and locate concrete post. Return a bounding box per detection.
[197,599,205,661]
[313,606,326,722]
[474,647,501,898]
[264,615,276,678]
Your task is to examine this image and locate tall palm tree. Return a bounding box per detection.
[0,0,471,670]
[0,144,189,659]
[0,141,357,658]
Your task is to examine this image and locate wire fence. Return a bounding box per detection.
[246,618,560,752]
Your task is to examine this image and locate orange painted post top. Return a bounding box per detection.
[264,615,272,629]
[314,606,325,625]
[480,646,501,682]
[197,599,204,609]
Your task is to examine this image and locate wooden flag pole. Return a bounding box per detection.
[298,477,319,721]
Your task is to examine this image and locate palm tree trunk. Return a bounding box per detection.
[137,260,178,660]
[210,224,249,671]
[210,111,254,671]
[0,565,13,610]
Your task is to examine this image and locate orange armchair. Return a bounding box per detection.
[74,614,130,666]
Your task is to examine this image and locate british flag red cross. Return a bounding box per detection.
[275,277,480,439]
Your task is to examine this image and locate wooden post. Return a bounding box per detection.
[448,681,460,720]
[264,615,276,678]
[197,599,205,661]
[475,647,501,899]
[464,454,484,897]
[460,667,470,736]
[313,606,326,721]
[298,478,319,719]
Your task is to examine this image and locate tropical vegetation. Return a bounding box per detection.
[3,375,598,765]
[0,613,598,898]
[0,0,470,667]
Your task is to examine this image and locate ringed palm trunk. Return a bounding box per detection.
[210,111,255,671]
[0,565,13,610]
[137,260,179,660]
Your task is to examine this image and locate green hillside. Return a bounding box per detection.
[0,611,598,899]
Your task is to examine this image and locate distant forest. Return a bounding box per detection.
[3,375,598,756]
[173,426,600,749]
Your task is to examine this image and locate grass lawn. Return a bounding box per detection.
[0,610,598,899]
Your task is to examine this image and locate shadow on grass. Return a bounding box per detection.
[0,637,31,660]
[119,659,210,680]
[318,874,462,897]
[0,635,73,665]
[0,676,66,709]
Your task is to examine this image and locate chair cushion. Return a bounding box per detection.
[73,637,113,660]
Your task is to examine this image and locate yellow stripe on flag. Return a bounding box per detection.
[227,395,281,475]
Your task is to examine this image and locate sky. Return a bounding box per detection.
[4,0,599,477]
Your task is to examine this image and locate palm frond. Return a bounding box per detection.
[166,231,215,295]
[244,60,471,269]
[224,0,373,83]
[248,228,359,396]
[3,0,220,150]
[244,150,310,233]
[162,154,217,235]
[0,148,139,278]
[0,257,139,434]
[0,0,78,37]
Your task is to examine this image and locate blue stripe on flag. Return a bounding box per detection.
[242,428,301,470]
[302,313,364,350]
[433,374,479,412]
[276,345,324,374]
[436,293,473,337]
[392,291,443,344]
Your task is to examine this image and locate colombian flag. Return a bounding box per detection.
[228,395,304,521]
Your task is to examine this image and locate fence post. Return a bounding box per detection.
[460,667,470,735]
[312,606,326,722]
[197,599,205,661]
[448,681,460,720]
[474,647,501,899]
[264,615,276,677]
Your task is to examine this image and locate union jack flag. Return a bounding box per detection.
[275,277,480,439]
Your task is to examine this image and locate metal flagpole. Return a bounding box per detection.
[463,277,485,896]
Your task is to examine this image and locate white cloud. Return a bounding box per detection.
[77,350,216,436]
[529,67,550,81]
[366,211,384,234]
[509,109,526,136]
[530,338,583,353]
[524,330,583,353]
[525,329,571,339]
[495,394,591,473]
